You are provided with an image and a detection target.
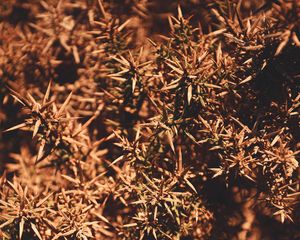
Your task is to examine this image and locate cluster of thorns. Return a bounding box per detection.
[0,0,299,239]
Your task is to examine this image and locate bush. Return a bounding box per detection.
[0,0,299,239]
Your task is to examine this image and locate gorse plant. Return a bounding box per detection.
[0,0,299,239]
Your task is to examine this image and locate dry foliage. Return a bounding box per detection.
[0,0,299,239]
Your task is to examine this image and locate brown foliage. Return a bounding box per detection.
[0,0,299,239]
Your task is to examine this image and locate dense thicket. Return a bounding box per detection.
[0,0,299,239]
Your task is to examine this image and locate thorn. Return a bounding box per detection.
[166,130,175,153]
[32,119,41,138]
[3,123,27,132]
[56,91,73,117]
[187,85,192,105]
[178,5,183,19]
[43,81,52,105]
[97,0,107,19]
